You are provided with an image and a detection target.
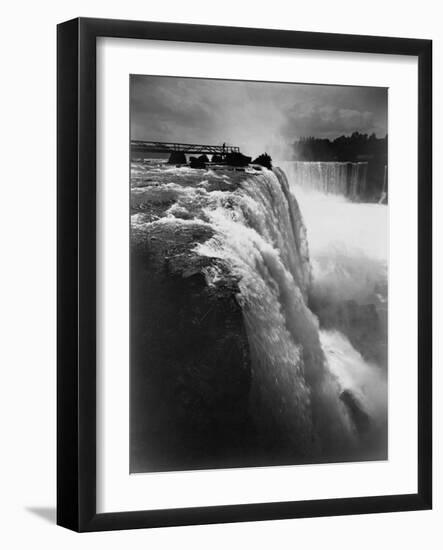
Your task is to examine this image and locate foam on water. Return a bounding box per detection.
[131,161,388,462]
[282,160,388,454]
[195,169,354,457]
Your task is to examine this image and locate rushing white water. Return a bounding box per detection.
[282,160,388,457]
[193,168,371,459]
[287,161,368,200]
[131,160,388,463]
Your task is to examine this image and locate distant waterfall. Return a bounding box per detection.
[282,161,368,200]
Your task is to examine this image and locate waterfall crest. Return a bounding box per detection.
[131,162,387,464]
[282,161,368,200]
[195,168,353,458]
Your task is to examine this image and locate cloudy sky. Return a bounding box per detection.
[130,75,387,159]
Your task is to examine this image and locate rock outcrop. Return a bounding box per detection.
[168,151,187,164]
[224,152,252,166]
[189,154,209,168]
[252,153,273,169]
[130,174,255,473]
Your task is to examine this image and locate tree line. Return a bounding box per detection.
[293,132,387,164]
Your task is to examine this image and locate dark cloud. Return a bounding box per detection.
[131,75,387,159]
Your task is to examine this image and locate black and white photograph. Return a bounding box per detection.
[129,75,389,473]
[0,1,437,544]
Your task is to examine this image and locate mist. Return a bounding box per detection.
[130,75,388,159]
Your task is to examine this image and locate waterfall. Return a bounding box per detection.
[132,162,387,463]
[283,161,368,200]
[196,168,355,459]
[281,161,388,459]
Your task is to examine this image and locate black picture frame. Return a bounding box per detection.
[57,17,432,532]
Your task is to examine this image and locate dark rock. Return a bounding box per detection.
[130,213,255,473]
[225,152,252,167]
[340,389,371,434]
[252,153,272,169]
[189,155,208,169]
[168,151,187,164]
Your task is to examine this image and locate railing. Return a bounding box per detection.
[131,140,241,155]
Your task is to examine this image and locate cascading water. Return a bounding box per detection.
[281,160,388,458]
[195,168,354,459]
[287,161,368,200]
[131,160,387,464]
